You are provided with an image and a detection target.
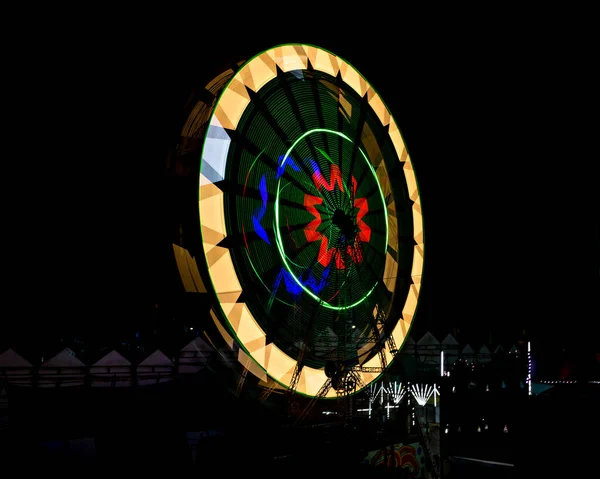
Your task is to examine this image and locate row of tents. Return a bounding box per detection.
[0,331,519,389]
[0,336,222,388]
[402,331,519,364]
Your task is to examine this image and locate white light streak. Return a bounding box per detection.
[367,383,378,404]
[432,384,440,407]
[389,382,406,404]
[441,350,444,376]
[357,407,372,418]
[378,382,388,404]
[385,403,399,419]
[527,341,532,396]
[410,383,434,406]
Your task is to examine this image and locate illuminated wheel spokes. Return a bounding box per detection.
[196,44,424,398]
[302,167,369,270]
[274,129,387,311]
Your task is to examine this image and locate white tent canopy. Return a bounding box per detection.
[0,348,33,368]
[93,350,131,367]
[137,349,173,386]
[441,333,459,347]
[441,334,460,365]
[42,348,86,368]
[39,348,86,387]
[460,344,475,358]
[478,344,492,363]
[416,332,440,364]
[179,337,214,374]
[139,349,172,367]
[401,334,416,353]
[417,331,440,347]
[0,349,33,386]
[91,350,132,387]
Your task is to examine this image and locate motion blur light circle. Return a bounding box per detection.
[192,44,425,398]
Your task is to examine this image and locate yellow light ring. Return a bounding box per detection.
[196,44,424,397]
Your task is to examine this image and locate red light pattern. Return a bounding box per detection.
[303,165,371,269]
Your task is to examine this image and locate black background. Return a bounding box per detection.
[4,15,597,376]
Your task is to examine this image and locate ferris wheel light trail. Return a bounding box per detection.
[193,43,425,398]
[410,383,434,406]
[386,403,399,419]
[390,381,406,404]
[367,382,378,404]
[378,382,387,404]
[274,129,385,310]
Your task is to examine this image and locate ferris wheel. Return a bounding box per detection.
[179,44,424,405]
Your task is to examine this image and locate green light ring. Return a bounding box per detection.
[192,44,424,398]
[274,128,388,310]
[240,150,303,308]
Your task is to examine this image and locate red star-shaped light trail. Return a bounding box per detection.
[303,164,371,269]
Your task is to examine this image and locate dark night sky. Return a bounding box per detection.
[5,19,598,367]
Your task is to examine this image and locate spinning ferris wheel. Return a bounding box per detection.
[178,44,425,403]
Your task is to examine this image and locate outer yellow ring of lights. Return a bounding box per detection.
[198,44,424,398]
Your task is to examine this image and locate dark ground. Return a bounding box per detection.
[2,376,598,477]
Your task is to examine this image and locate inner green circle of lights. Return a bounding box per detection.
[274,128,388,310]
[194,44,425,398]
